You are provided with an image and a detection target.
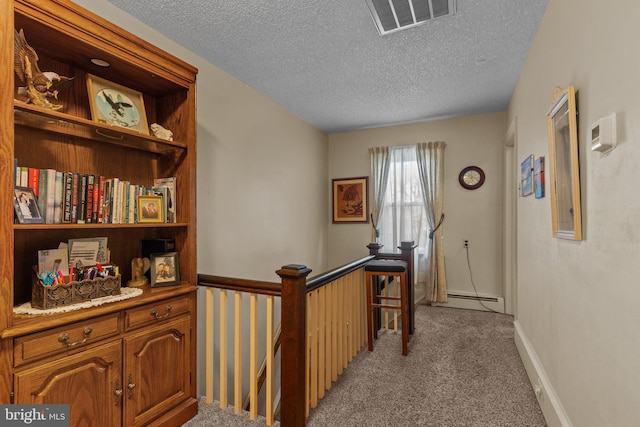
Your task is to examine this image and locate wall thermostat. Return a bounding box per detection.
[591,113,617,153]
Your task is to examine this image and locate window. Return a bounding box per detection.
[379,144,429,249]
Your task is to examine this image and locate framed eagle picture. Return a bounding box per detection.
[86,74,149,134]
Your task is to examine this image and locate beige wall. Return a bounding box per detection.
[75,0,330,281]
[509,0,640,425]
[328,112,506,302]
[75,0,330,402]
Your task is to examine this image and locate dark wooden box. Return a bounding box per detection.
[31,271,121,310]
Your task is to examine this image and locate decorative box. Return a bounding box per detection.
[31,270,121,310]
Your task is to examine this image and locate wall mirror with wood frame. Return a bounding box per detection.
[547,85,582,240]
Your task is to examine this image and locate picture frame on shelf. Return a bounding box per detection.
[547,85,582,240]
[14,186,44,224]
[150,252,180,287]
[332,176,369,223]
[137,195,164,223]
[86,74,149,135]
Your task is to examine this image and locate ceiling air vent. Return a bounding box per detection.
[366,0,457,35]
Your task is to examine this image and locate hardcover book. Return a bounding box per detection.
[37,168,48,222]
[45,169,56,224]
[70,172,80,224]
[54,171,63,224]
[62,172,73,223]
[77,174,88,224]
[86,174,95,223]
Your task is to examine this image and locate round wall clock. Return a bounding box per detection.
[459,166,485,190]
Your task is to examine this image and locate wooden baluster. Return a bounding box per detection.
[219,290,228,409]
[205,287,215,404]
[309,290,319,409]
[249,293,258,419]
[234,292,242,413]
[331,280,338,383]
[266,295,274,426]
[318,286,326,399]
[325,281,334,389]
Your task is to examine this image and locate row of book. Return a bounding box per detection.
[15,163,176,224]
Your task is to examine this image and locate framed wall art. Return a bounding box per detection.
[534,156,545,199]
[150,252,180,287]
[547,85,582,240]
[332,177,369,223]
[520,155,534,197]
[86,74,149,134]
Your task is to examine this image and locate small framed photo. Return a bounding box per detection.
[150,252,180,287]
[332,177,369,223]
[137,195,164,223]
[86,74,149,134]
[14,186,44,224]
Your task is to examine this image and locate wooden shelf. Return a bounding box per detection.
[14,102,187,155]
[14,222,190,230]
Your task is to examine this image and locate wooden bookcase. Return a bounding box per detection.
[0,1,198,425]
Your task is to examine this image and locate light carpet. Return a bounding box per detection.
[184,305,547,426]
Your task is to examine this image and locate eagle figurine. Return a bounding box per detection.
[14,28,74,111]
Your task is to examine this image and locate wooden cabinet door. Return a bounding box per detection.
[14,340,122,427]
[123,316,191,427]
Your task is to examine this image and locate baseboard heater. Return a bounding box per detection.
[442,291,505,313]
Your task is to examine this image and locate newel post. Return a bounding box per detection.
[277,264,312,427]
[367,242,383,257]
[399,241,417,334]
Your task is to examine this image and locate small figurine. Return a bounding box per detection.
[150,123,174,141]
[127,257,150,288]
[14,29,74,111]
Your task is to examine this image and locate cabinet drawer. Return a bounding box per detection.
[14,314,121,367]
[125,296,190,331]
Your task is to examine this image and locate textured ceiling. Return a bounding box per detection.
[105,0,548,134]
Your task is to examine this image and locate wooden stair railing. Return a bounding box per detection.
[197,245,415,427]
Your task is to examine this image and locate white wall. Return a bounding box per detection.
[328,112,506,302]
[508,0,640,425]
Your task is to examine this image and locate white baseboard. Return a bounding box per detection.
[436,290,505,313]
[514,320,573,427]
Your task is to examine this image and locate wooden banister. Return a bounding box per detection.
[198,249,398,427]
[306,255,374,292]
[198,274,281,296]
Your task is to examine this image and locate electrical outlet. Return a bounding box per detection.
[464,240,469,247]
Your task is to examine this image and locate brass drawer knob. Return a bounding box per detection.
[58,326,93,347]
[127,374,136,399]
[114,380,123,405]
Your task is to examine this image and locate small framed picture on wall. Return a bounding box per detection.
[332,177,369,223]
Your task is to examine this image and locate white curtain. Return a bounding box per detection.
[368,147,390,241]
[416,141,447,303]
[378,146,429,302]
